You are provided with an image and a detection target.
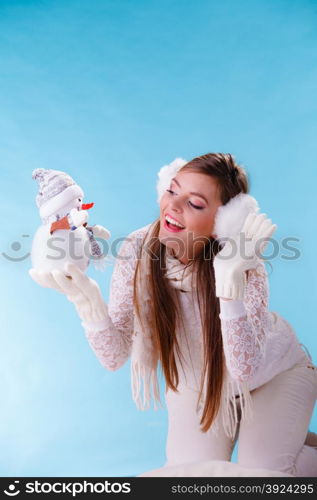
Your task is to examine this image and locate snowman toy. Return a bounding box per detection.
[31,168,111,274]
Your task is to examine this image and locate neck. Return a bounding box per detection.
[168,246,196,266]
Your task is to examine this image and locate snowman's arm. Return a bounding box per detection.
[82,229,139,371]
[90,224,111,240]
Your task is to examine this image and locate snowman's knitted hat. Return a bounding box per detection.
[32,168,84,218]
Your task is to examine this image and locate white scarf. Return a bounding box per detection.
[130,222,254,440]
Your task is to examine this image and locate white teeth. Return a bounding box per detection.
[165,215,185,228]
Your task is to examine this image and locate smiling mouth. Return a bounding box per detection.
[164,215,185,232]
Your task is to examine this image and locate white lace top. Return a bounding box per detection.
[82,223,308,396]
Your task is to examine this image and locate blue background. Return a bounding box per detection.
[0,0,316,476]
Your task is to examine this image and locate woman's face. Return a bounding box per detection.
[158,170,223,264]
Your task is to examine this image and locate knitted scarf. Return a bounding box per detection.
[130,223,254,440]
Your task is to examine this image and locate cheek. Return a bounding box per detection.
[186,212,214,234]
[159,195,168,213]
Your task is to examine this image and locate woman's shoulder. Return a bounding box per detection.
[127,222,153,241]
[118,222,153,257]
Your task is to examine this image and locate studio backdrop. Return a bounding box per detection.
[0,0,316,477]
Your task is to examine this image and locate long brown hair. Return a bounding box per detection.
[133,153,249,432]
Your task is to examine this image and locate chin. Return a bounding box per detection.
[159,235,185,261]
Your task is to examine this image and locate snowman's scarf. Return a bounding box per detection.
[130,223,254,440]
[85,226,107,270]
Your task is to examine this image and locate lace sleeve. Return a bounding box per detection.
[83,226,146,371]
[219,259,273,382]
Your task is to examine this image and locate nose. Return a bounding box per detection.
[81,202,94,210]
[169,197,183,213]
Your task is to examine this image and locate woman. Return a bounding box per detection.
[29,153,317,476]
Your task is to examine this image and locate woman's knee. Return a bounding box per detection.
[237,453,296,475]
[293,444,317,477]
[238,445,317,476]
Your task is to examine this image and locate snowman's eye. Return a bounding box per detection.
[78,198,82,202]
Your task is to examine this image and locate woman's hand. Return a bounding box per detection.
[213,212,277,300]
[29,262,108,323]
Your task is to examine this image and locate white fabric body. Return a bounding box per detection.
[82,224,317,476]
[31,223,90,273]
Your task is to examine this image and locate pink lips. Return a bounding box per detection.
[164,217,185,233]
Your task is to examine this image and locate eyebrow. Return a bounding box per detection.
[171,177,209,205]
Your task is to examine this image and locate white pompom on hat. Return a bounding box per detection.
[156,157,188,203]
[32,168,84,218]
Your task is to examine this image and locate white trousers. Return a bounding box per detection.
[164,354,317,476]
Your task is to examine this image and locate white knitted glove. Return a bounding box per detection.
[29,262,108,327]
[213,212,277,300]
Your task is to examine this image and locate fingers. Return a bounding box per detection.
[64,263,107,320]
[51,268,82,297]
[29,268,45,287]
[64,262,89,288]
[243,212,277,244]
[249,213,269,236]
[64,262,105,309]
[29,268,65,294]
[63,262,96,303]
[262,223,277,240]
[241,212,257,235]
[29,264,106,323]
[51,266,103,319]
[243,212,267,238]
[257,223,278,253]
[255,217,277,241]
[258,223,277,245]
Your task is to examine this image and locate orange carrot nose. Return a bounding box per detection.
[81,202,94,210]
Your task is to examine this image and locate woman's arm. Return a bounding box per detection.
[82,228,144,371]
[218,259,272,382]
[29,224,147,372]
